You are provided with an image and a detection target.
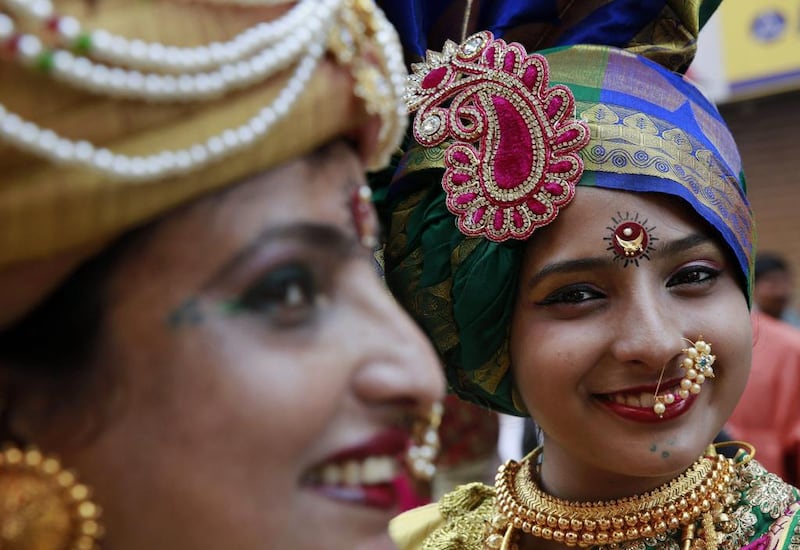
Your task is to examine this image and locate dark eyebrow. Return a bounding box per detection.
[656,233,712,258]
[524,233,713,290]
[203,222,359,290]
[524,257,611,290]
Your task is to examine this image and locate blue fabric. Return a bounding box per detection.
[557,0,667,45]
[379,0,670,57]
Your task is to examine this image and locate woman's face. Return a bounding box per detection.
[48,142,445,549]
[511,188,751,500]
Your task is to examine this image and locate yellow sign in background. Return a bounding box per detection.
[720,0,800,97]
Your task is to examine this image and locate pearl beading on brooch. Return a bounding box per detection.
[0,0,408,179]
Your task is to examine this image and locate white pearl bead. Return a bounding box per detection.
[29,0,51,19]
[686,368,698,380]
[57,16,80,41]
[0,13,13,39]
[653,402,666,415]
[678,389,690,399]
[680,378,693,390]
[17,35,43,61]
[664,393,675,404]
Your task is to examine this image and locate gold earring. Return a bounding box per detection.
[405,401,443,481]
[0,445,103,550]
[653,336,715,417]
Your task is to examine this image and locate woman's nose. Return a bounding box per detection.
[608,288,684,370]
[347,269,446,414]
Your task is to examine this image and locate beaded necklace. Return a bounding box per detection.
[485,444,751,550]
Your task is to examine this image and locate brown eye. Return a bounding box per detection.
[666,266,721,288]
[538,285,603,306]
[238,263,317,327]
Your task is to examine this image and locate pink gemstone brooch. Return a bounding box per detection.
[405,31,590,242]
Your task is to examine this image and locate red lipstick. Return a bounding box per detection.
[596,377,699,423]
[302,428,412,510]
[600,392,697,423]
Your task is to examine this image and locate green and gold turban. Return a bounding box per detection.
[0,0,407,327]
[376,17,753,416]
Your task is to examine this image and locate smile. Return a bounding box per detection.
[301,428,409,510]
[597,380,699,423]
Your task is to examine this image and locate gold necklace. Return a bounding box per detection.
[485,444,747,550]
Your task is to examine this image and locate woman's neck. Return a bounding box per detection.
[536,442,700,502]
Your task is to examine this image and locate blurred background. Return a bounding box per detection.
[690,0,800,323]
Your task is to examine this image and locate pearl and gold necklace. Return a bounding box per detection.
[485,445,748,550]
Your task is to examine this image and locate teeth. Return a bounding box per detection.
[610,385,683,408]
[321,464,341,484]
[624,394,642,407]
[343,461,360,486]
[312,456,398,487]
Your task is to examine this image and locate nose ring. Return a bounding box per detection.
[653,337,716,417]
[406,401,443,480]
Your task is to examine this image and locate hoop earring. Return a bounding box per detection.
[0,444,103,549]
[653,336,715,417]
[405,401,443,481]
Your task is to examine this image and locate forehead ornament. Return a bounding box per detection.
[405,31,590,242]
[605,213,657,267]
[613,221,648,258]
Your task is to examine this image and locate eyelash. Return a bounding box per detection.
[537,285,604,306]
[666,265,722,288]
[233,261,322,328]
[536,265,723,307]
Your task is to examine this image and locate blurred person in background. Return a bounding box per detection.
[753,251,800,326]
[0,1,445,549]
[727,256,800,485]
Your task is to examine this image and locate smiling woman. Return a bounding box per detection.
[373,2,800,550]
[0,1,445,549]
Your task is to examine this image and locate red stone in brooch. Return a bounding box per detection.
[612,221,649,259]
[405,31,590,242]
[604,213,657,266]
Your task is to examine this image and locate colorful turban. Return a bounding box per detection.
[0,0,407,327]
[376,7,753,415]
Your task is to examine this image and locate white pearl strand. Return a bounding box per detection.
[0,43,325,180]
[0,2,337,101]
[1,0,315,73]
[0,0,408,180]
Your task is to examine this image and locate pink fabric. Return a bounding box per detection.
[741,535,770,550]
[394,474,431,512]
[492,96,533,190]
[727,310,800,486]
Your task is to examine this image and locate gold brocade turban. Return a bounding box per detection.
[0,0,407,327]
